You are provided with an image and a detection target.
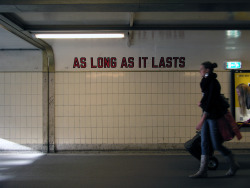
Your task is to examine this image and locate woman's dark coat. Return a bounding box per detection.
[200,73,228,119]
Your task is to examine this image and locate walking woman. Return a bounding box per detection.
[189,61,240,178]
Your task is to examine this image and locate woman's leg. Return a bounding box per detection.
[189,120,209,178]
[207,119,239,176]
[201,120,210,155]
[207,119,231,156]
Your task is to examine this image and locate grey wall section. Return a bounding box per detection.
[0,50,42,71]
[0,14,55,153]
[0,72,44,151]
[0,50,44,152]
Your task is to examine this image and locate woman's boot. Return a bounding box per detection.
[225,154,240,176]
[189,155,208,178]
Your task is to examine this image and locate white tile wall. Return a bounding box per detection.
[55,71,249,146]
[1,71,248,150]
[0,72,43,146]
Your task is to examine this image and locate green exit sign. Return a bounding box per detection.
[225,61,241,69]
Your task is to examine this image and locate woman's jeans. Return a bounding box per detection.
[201,119,231,156]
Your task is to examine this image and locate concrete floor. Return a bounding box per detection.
[0,151,250,188]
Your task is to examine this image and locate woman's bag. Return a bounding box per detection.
[217,111,242,141]
[217,116,234,141]
[184,132,202,160]
[224,111,242,140]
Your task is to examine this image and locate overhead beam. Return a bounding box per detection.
[1,0,250,12]
[25,23,250,31]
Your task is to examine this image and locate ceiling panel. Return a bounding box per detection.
[1,0,250,12]
[12,12,250,25]
[1,1,250,50]
[16,12,131,25]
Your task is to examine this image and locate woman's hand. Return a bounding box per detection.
[236,133,242,140]
[196,121,203,130]
[196,112,207,130]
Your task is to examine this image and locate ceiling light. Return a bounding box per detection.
[225,46,236,50]
[34,33,125,39]
[226,30,241,38]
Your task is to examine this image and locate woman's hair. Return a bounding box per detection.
[236,83,250,116]
[201,61,218,73]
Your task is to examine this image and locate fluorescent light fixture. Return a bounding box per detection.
[225,46,236,50]
[224,61,242,69]
[226,30,241,38]
[35,33,125,39]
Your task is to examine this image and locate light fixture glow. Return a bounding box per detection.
[35,33,125,39]
[226,30,241,38]
[225,46,236,50]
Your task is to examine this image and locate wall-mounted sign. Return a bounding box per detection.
[73,56,186,70]
[225,61,241,69]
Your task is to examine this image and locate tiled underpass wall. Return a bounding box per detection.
[54,71,250,150]
[2,31,250,152]
[0,51,43,151]
[0,72,43,150]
